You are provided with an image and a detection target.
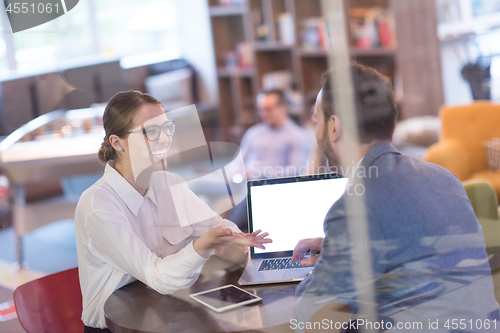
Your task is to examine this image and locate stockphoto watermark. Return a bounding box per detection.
[3,0,79,33]
[290,318,499,331]
[290,318,423,331]
[247,161,379,180]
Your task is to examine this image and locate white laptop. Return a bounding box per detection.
[238,174,348,285]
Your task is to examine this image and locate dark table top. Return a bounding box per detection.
[104,255,299,333]
[104,251,500,333]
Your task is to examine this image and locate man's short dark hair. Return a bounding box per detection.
[321,63,397,144]
[259,89,287,105]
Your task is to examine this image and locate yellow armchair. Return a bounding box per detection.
[425,102,500,200]
[426,139,471,180]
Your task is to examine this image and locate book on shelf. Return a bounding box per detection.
[221,41,253,71]
[277,13,296,45]
[300,17,329,51]
[349,7,396,49]
[237,42,253,68]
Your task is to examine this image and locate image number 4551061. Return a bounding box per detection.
[3,0,79,33]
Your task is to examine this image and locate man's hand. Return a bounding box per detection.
[291,237,324,267]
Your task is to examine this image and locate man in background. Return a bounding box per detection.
[228,89,310,230]
[240,89,310,180]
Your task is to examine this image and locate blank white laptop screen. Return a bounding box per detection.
[250,177,348,254]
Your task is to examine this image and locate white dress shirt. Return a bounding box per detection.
[75,162,240,328]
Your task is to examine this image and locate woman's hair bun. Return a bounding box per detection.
[98,137,115,164]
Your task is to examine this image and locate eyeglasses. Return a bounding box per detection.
[259,102,284,113]
[126,121,175,142]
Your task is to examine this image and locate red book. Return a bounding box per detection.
[378,16,395,48]
[317,18,328,49]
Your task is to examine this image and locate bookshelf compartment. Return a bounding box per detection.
[268,0,288,44]
[294,0,322,19]
[249,0,266,42]
[217,77,236,131]
[217,67,255,78]
[239,77,258,126]
[209,6,247,17]
[349,0,389,8]
[300,56,328,104]
[211,15,247,68]
[255,50,294,87]
[350,47,395,57]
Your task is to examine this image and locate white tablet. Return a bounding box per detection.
[189,285,262,312]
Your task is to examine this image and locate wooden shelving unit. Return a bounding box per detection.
[217,67,255,78]
[253,41,294,51]
[350,47,395,57]
[209,5,247,16]
[207,0,442,142]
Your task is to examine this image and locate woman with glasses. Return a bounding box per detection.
[75,91,271,333]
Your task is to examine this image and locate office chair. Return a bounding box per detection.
[14,267,84,333]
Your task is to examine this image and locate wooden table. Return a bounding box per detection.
[104,256,299,333]
[104,252,500,333]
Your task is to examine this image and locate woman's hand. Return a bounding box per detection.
[194,227,272,259]
[214,229,271,262]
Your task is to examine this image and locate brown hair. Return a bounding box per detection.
[321,63,398,144]
[98,91,162,163]
[258,88,287,105]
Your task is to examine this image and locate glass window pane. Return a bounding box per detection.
[472,0,500,16]
[95,0,181,58]
[12,1,93,73]
[0,10,9,74]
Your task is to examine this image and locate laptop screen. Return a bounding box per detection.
[247,174,348,256]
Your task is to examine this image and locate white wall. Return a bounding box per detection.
[176,0,218,106]
[440,40,473,105]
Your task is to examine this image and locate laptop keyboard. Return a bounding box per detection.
[258,257,303,271]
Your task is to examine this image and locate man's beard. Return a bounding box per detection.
[318,126,341,172]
